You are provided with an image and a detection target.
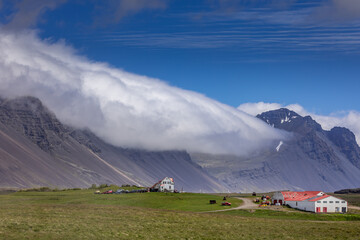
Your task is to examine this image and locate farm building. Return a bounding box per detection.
[150,177,174,192]
[272,191,347,213]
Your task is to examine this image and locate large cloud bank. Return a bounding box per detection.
[0,30,285,155]
[238,102,360,145]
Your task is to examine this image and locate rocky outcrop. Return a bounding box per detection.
[0,96,67,152]
[327,127,360,169]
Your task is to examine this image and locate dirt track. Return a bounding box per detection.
[203,197,258,213]
[349,205,360,210]
[234,197,258,209]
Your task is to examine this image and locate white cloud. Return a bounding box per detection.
[311,111,360,145]
[238,102,360,145]
[0,30,286,156]
[236,102,283,116]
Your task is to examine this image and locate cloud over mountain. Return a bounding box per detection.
[238,102,360,145]
[0,30,285,156]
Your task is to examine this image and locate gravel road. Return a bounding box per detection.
[203,197,258,213]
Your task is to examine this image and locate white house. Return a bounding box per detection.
[272,191,347,213]
[151,177,175,192]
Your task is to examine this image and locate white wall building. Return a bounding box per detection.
[151,177,175,192]
[272,191,347,213]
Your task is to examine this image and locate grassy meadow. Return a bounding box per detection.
[0,189,242,212]
[217,208,360,221]
[0,189,359,239]
[333,193,360,207]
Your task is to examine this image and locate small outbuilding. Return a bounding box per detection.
[272,191,347,213]
[150,177,175,192]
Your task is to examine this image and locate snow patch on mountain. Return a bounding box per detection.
[281,116,290,124]
[276,141,283,152]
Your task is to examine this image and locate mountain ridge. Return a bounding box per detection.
[256,108,360,170]
[191,108,360,192]
[0,96,226,192]
[1,96,359,193]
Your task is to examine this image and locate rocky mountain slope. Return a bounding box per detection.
[2,96,359,193]
[0,96,226,192]
[191,108,360,192]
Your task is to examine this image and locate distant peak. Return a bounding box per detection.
[256,108,300,126]
[257,108,300,118]
[257,108,322,133]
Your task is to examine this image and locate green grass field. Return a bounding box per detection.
[333,194,360,207]
[0,189,359,239]
[1,189,242,212]
[217,208,360,221]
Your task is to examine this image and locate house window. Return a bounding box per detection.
[169,186,171,189]
[323,201,327,203]
[335,201,339,203]
[341,201,346,203]
[317,201,321,203]
[329,201,333,203]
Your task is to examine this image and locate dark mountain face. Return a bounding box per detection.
[256,108,322,134]
[0,96,227,192]
[2,97,359,193]
[192,108,360,192]
[255,108,360,190]
[257,109,360,170]
[327,127,360,169]
[0,96,67,152]
[257,109,343,168]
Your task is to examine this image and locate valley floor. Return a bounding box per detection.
[0,190,359,239]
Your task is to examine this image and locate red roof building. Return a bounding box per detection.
[272,191,347,213]
[281,191,325,201]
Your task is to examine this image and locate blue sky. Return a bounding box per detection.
[1,0,360,114]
